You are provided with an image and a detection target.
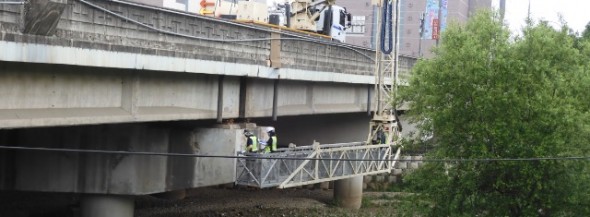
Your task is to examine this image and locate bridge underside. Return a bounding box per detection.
[0,112,387,195]
[0,61,373,129]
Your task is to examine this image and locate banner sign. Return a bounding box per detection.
[423,0,448,40]
[432,19,439,39]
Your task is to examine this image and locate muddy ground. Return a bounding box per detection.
[0,187,403,217]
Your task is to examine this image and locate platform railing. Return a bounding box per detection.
[236,142,401,188]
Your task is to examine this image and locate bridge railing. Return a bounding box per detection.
[0,0,419,79]
[236,142,402,188]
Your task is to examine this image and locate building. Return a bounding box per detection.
[119,0,497,57]
[338,0,494,57]
[338,1,378,49]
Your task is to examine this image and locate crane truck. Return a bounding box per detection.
[286,0,352,42]
[215,0,352,42]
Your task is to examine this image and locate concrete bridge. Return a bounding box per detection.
[0,0,417,215]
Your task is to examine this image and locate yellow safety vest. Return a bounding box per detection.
[250,136,258,152]
[271,136,277,151]
[265,136,278,153]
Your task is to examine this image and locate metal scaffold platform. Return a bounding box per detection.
[236,142,401,189]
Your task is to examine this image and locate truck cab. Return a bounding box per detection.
[315,5,351,42]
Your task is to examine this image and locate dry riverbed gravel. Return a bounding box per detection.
[136,187,401,217]
[0,187,402,217]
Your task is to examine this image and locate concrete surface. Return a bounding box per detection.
[81,194,134,217]
[0,0,390,77]
[0,62,377,129]
[191,127,240,186]
[252,112,372,147]
[245,79,372,118]
[0,0,417,129]
[0,0,416,79]
[23,0,68,36]
[0,124,240,194]
[0,0,418,203]
[0,40,376,84]
[334,175,363,209]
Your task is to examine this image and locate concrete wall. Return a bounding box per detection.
[0,125,240,195]
[363,155,424,191]
[0,0,420,130]
[0,0,416,78]
[252,112,416,148]
[0,112,392,194]
[0,61,378,129]
[245,80,372,118]
[252,112,372,147]
[0,0,378,77]
[0,62,241,128]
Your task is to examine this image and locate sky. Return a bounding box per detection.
[266,0,590,34]
[496,0,588,34]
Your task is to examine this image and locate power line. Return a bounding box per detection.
[0,145,588,163]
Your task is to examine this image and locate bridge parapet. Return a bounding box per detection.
[0,0,418,128]
[0,0,418,79]
[0,0,380,77]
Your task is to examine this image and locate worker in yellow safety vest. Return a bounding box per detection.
[265,129,277,153]
[244,130,258,153]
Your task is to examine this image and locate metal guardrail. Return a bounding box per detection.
[236,142,402,189]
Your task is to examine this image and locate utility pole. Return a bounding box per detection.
[436,0,441,46]
[371,4,378,49]
[418,11,425,57]
[527,0,531,21]
[499,0,506,21]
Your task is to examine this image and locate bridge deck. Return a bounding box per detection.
[236,142,401,188]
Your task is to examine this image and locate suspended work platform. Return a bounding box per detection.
[236,142,402,189]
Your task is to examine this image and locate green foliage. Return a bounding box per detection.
[399,136,434,155]
[398,10,590,217]
[361,197,373,208]
[581,22,590,41]
[386,176,411,192]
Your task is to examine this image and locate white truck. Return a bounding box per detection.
[287,0,352,42]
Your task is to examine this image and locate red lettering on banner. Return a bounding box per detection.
[433,19,440,40]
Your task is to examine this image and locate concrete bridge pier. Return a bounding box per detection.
[81,194,134,217]
[333,175,363,209]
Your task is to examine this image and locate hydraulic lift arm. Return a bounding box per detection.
[288,0,335,31]
[367,0,402,146]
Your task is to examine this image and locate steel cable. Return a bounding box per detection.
[0,145,589,163]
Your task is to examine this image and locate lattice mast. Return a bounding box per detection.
[366,0,401,146]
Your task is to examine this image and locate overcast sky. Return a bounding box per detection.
[501,0,590,34]
[266,0,590,34]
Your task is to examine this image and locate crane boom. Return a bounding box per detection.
[290,0,334,31]
[367,0,402,146]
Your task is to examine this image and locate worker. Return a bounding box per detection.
[380,127,389,144]
[244,130,258,153]
[265,129,278,153]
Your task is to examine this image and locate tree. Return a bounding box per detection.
[398,11,590,217]
[581,21,590,41]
